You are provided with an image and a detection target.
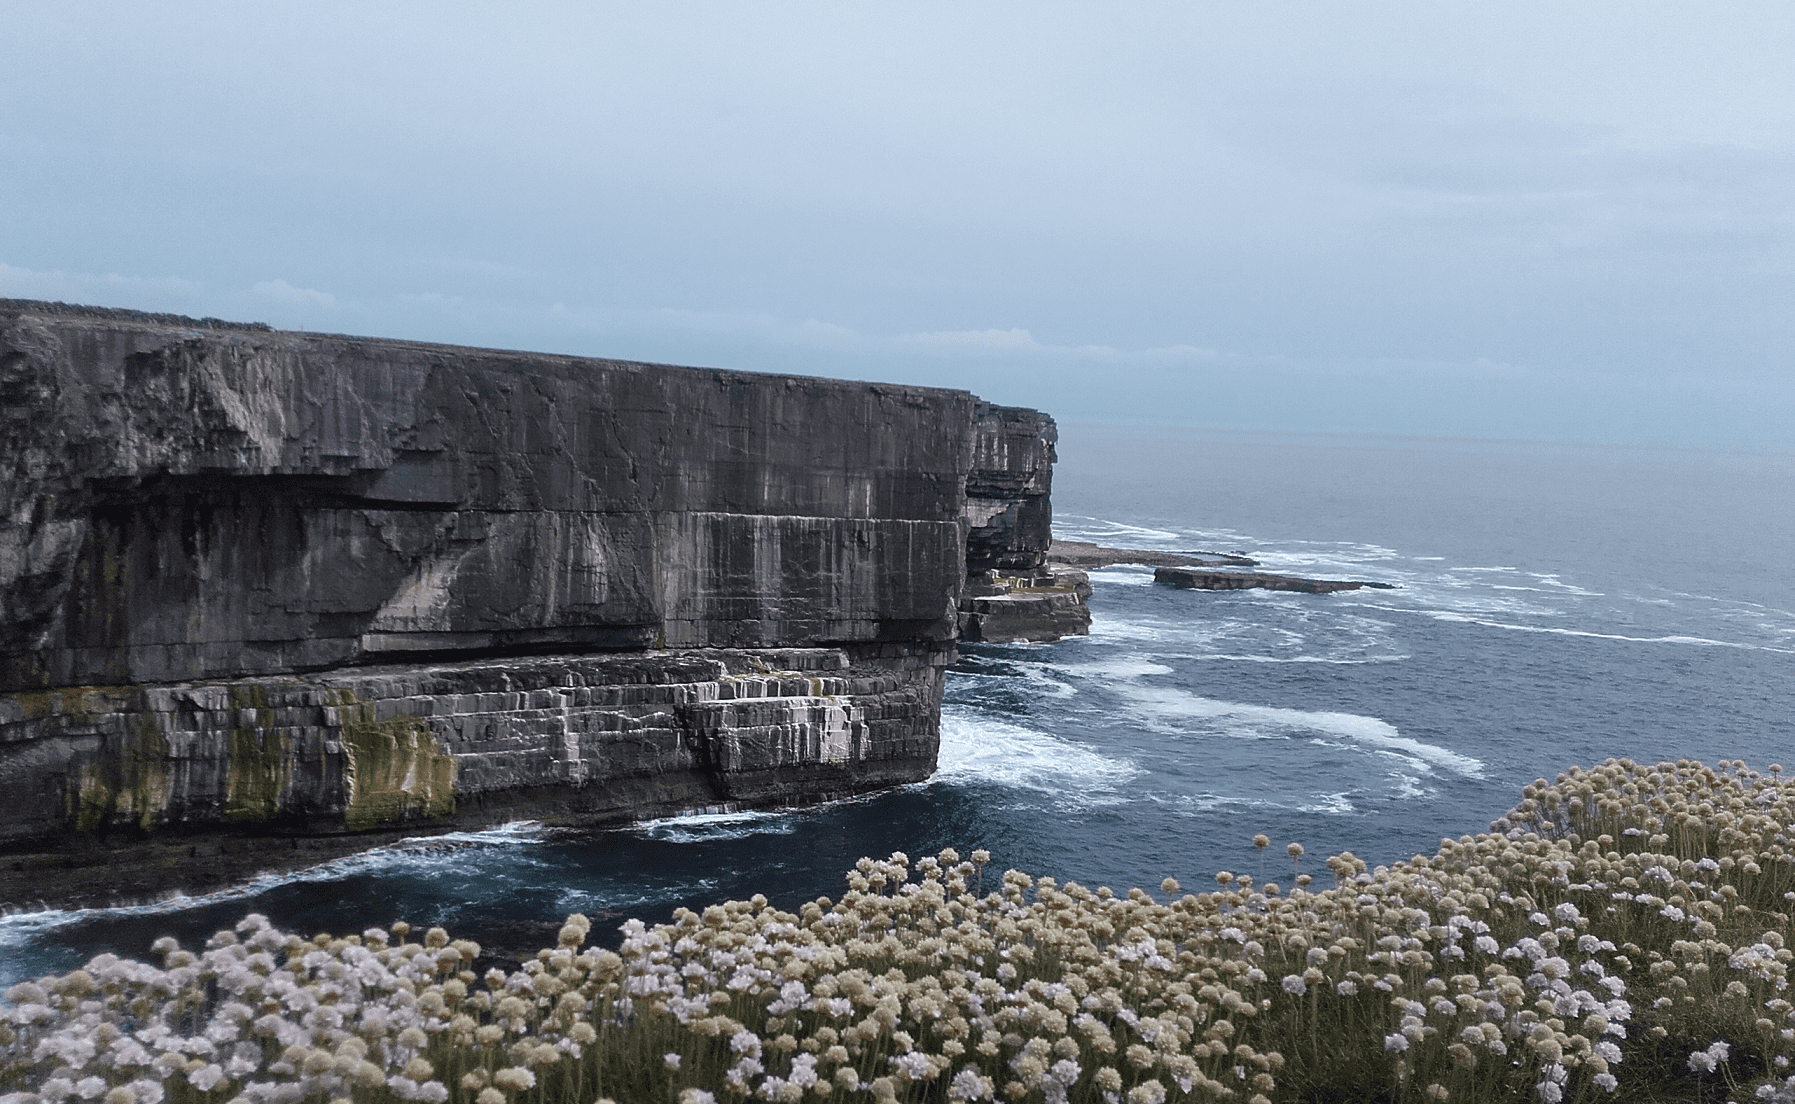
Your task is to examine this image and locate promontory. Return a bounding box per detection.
[0,300,1086,908]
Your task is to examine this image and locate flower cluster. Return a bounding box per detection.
[6,757,1795,1102]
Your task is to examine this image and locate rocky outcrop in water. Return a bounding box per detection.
[1154,567,1396,593]
[0,300,1073,906]
[951,406,1089,644]
[957,569,1092,644]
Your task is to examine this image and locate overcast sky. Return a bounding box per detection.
[3,2,1790,448]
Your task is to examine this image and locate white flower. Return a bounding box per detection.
[124,1082,162,1104]
[948,1068,995,1101]
[1281,975,1307,996]
[1126,1081,1166,1104]
[1384,1034,1409,1053]
[724,1058,763,1088]
[1594,1073,1618,1093]
[665,1053,682,1070]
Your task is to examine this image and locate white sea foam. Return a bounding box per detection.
[953,659,1079,699]
[1088,567,1157,586]
[1008,662,1079,699]
[1299,793,1358,815]
[0,823,547,939]
[1058,658,1175,679]
[1388,608,1791,652]
[1525,573,1602,596]
[935,707,1139,806]
[555,879,720,914]
[633,809,798,843]
[1053,518,1185,545]
[1198,653,1410,665]
[1157,789,1358,817]
[1117,685,1484,779]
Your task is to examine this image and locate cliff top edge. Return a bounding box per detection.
[0,297,1048,415]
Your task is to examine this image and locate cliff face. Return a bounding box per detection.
[2,303,968,690]
[0,301,1070,906]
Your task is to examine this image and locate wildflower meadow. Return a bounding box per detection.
[9,757,1795,1104]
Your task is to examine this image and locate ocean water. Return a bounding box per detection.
[5,424,1793,987]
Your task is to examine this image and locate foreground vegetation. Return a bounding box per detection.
[9,758,1795,1103]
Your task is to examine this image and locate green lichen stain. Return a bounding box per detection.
[14,687,106,725]
[66,706,173,835]
[16,691,57,722]
[336,692,456,831]
[221,682,296,822]
[224,722,291,822]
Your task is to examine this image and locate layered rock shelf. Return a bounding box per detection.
[957,569,1092,644]
[0,299,1082,906]
[1,648,940,907]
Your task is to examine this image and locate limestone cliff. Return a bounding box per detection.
[0,300,1071,906]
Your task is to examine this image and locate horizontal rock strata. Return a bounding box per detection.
[1,647,941,909]
[957,570,1092,644]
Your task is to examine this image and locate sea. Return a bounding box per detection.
[4,423,1793,988]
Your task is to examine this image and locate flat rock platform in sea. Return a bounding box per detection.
[1154,566,1396,593]
[0,300,1081,907]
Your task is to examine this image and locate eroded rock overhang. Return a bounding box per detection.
[0,300,1075,904]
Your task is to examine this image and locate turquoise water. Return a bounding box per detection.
[5,424,1792,986]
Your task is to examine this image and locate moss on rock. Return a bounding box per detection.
[336,693,457,831]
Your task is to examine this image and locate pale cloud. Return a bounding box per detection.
[0,262,207,312]
[0,2,1789,447]
[248,279,338,313]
